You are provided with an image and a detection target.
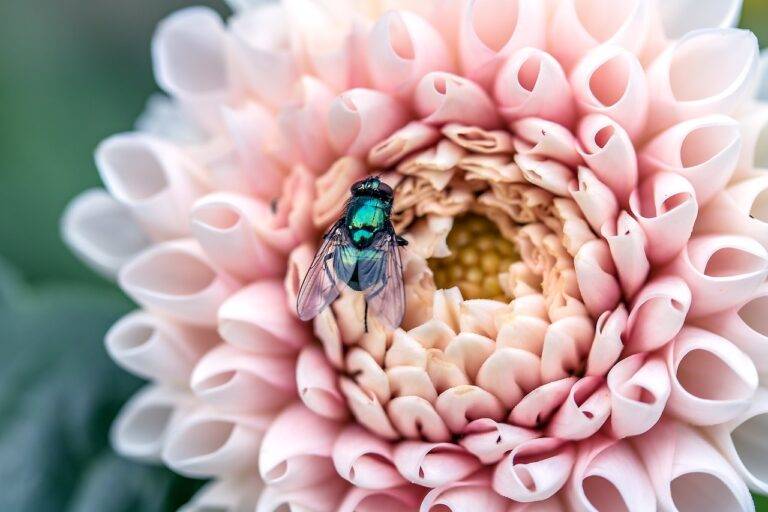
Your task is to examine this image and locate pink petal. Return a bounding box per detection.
[601,211,649,299]
[607,353,670,438]
[585,305,627,377]
[340,377,400,440]
[218,280,311,354]
[665,326,758,426]
[333,425,406,490]
[510,377,577,428]
[569,167,619,235]
[393,441,481,488]
[624,275,691,354]
[459,418,540,464]
[369,122,442,168]
[420,471,508,512]
[337,486,426,512]
[258,402,342,490]
[574,239,621,318]
[696,175,768,249]
[415,72,501,129]
[296,345,348,421]
[515,153,574,197]
[284,243,314,315]
[540,316,595,382]
[388,396,452,442]
[492,437,575,502]
[512,118,582,166]
[477,348,541,408]
[494,47,575,127]
[546,376,611,440]
[435,385,505,433]
[388,366,438,402]
[328,88,409,157]
[256,478,349,512]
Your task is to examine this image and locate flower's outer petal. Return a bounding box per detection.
[229,3,299,108]
[415,72,501,129]
[577,114,637,205]
[191,192,285,282]
[667,234,768,318]
[111,384,194,462]
[328,88,409,157]
[459,418,540,464]
[191,343,296,413]
[548,0,651,72]
[513,118,582,167]
[333,425,406,490]
[277,76,337,173]
[735,104,768,179]
[546,376,611,440]
[574,239,621,318]
[153,7,239,129]
[337,485,426,512]
[492,437,575,502]
[570,45,648,141]
[646,28,758,133]
[510,377,577,428]
[696,176,768,250]
[495,48,576,127]
[106,310,217,385]
[628,172,698,266]
[393,441,481,488]
[96,133,208,240]
[565,436,655,512]
[634,419,755,512]
[368,10,453,97]
[296,345,349,420]
[707,387,768,495]
[607,353,670,438]
[585,305,627,377]
[666,326,758,426]
[256,478,349,512]
[569,167,619,234]
[601,212,649,300]
[695,283,768,380]
[625,275,691,354]
[181,475,263,512]
[119,239,240,326]
[218,280,312,354]
[163,406,270,478]
[658,0,744,39]
[420,471,508,512]
[639,115,741,206]
[62,189,150,278]
[458,0,547,88]
[340,377,401,440]
[515,154,574,197]
[369,122,442,168]
[259,402,342,490]
[540,316,595,382]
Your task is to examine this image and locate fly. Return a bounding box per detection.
[296,176,408,331]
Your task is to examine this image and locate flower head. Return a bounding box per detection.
[62,0,768,510]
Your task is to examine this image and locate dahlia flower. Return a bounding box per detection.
[61,0,768,510]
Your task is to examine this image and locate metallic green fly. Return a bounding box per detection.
[297,176,408,331]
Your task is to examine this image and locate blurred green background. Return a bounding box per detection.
[0,0,767,510]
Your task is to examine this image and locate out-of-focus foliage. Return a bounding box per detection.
[743,0,768,47]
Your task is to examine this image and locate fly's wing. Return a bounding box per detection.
[357,227,405,329]
[296,221,356,321]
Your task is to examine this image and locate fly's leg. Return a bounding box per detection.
[362,277,388,332]
[396,235,409,246]
[364,300,369,333]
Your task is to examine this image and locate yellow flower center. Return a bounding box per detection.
[429,214,519,301]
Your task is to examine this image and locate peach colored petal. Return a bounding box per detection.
[665,326,758,426]
[369,122,442,168]
[477,348,541,408]
[388,396,452,442]
[393,441,481,488]
[349,348,392,404]
[415,71,501,129]
[459,418,540,464]
[333,425,406,490]
[218,280,311,354]
[492,437,575,502]
[624,275,691,354]
[340,377,400,440]
[388,366,438,402]
[574,239,621,318]
[259,402,342,490]
[540,316,595,382]
[296,345,349,421]
[607,353,670,438]
[443,332,495,380]
[313,156,368,228]
[442,124,515,154]
[435,385,506,432]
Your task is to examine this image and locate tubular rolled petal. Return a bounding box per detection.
[633,419,755,512]
[512,118,582,166]
[625,275,691,354]
[570,45,648,141]
[628,172,698,266]
[258,402,342,490]
[393,441,481,488]
[415,72,501,129]
[667,234,768,317]
[61,189,150,278]
[218,280,312,354]
[333,425,406,490]
[546,376,611,440]
[574,239,621,318]
[420,473,508,512]
[607,354,670,439]
[569,167,619,233]
[328,88,409,157]
[368,122,442,168]
[340,377,400,440]
[96,133,207,240]
[540,316,595,382]
[459,418,540,464]
[256,479,349,512]
[162,406,268,478]
[388,396,452,442]
[735,105,768,178]
[601,211,649,299]
[191,343,296,413]
[646,28,759,133]
[368,10,453,97]
[105,310,217,384]
[337,486,426,512]
[119,240,240,326]
[515,153,574,197]
[585,305,627,377]
[509,377,577,428]
[665,326,758,426]
[658,0,744,39]
[296,345,349,420]
[548,0,651,72]
[476,348,541,408]
[180,476,263,512]
[639,115,741,206]
[458,0,547,88]
[435,385,506,433]
[111,385,193,462]
[696,176,768,249]
[577,114,637,205]
[492,437,575,502]
[494,47,575,126]
[191,192,284,281]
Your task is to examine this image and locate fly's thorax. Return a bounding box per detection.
[346,195,391,249]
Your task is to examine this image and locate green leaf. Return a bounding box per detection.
[0,259,203,512]
[756,493,768,512]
